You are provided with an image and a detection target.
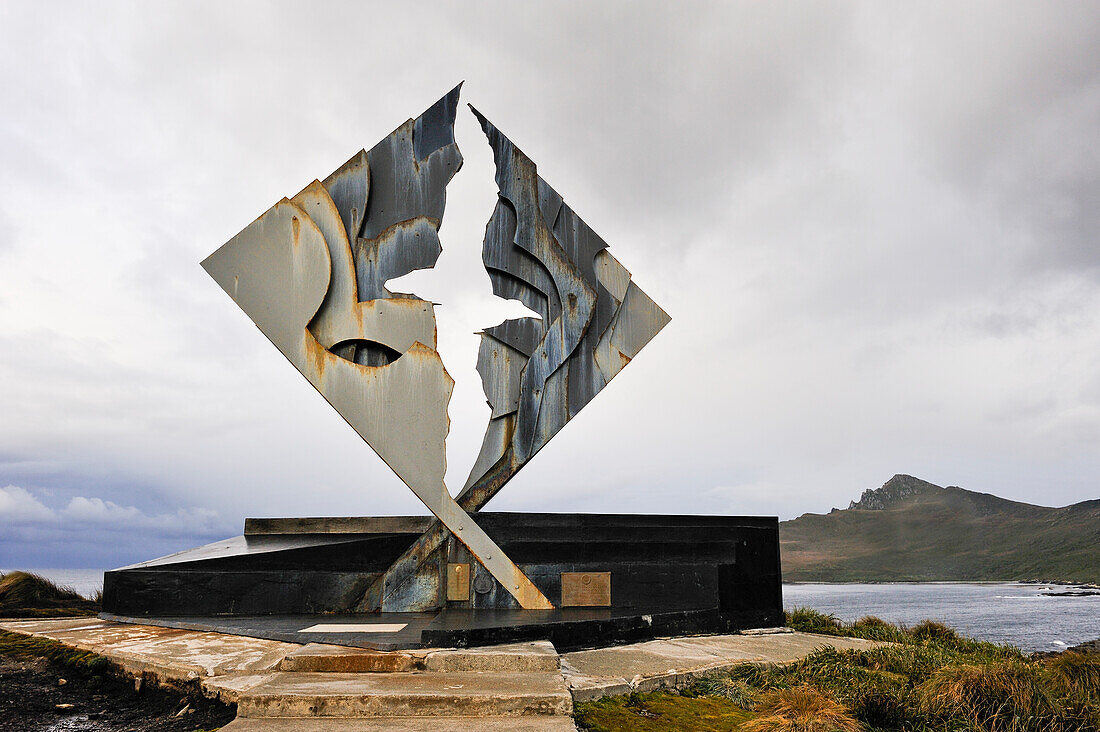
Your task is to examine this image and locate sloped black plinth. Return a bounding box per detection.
[102,512,782,649]
[100,606,771,652]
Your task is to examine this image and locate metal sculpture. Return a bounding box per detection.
[360,107,670,611]
[203,85,669,612]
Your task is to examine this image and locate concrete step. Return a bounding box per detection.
[236,671,573,718]
[222,717,578,731]
[424,641,559,673]
[280,644,426,673]
[280,640,559,674]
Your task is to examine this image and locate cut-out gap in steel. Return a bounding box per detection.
[330,339,403,367]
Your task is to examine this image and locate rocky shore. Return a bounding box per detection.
[0,648,234,731]
[1066,638,1100,654]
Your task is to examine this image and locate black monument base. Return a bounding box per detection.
[102,513,782,651]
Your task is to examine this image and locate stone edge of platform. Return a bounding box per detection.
[563,657,794,702]
[561,630,885,702]
[0,618,564,702]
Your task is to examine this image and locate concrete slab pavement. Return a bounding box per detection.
[561,628,885,700]
[235,671,573,718]
[2,617,888,725]
[0,617,296,682]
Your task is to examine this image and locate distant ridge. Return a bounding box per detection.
[780,475,1100,583]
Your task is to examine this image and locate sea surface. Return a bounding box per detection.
[785,582,1099,653]
[5,570,1096,653]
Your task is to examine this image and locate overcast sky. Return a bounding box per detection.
[2,1,1098,569]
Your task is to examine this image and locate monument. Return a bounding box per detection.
[102,85,782,650]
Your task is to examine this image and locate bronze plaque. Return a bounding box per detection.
[561,572,611,607]
[447,563,470,602]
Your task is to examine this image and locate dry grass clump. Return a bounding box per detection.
[741,685,863,732]
[783,608,911,645]
[785,607,846,636]
[692,674,761,709]
[917,661,1053,730]
[852,615,890,630]
[855,643,961,683]
[1043,651,1100,704]
[849,616,908,643]
[0,571,98,616]
[909,619,958,642]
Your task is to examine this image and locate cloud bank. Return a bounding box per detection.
[0,485,231,567]
[0,1,1097,568]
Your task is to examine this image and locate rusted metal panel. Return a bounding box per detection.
[561,572,612,607]
[362,107,670,612]
[476,336,526,418]
[459,107,671,501]
[204,85,551,612]
[447,563,470,602]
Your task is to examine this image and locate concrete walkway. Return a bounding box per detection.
[0,616,296,684]
[1,618,884,729]
[561,628,883,700]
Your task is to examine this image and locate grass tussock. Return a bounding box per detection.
[579,610,1100,731]
[741,685,862,732]
[784,607,846,636]
[1043,651,1100,705]
[917,661,1053,729]
[909,619,958,642]
[693,676,761,709]
[0,571,98,617]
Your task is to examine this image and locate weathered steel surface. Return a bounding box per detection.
[461,107,671,500]
[203,86,550,611]
[360,106,671,612]
[243,516,435,536]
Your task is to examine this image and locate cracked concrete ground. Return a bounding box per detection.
[1,617,885,728]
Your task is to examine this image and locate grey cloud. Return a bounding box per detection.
[0,485,225,535]
[433,3,863,245]
[0,484,232,567]
[0,485,54,522]
[0,1,1099,567]
[873,4,1100,277]
[0,207,15,253]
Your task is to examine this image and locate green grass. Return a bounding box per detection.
[0,629,109,676]
[575,609,1100,731]
[576,691,753,731]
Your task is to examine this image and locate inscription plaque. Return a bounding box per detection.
[561,571,611,607]
[447,563,470,602]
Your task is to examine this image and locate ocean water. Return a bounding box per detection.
[5,570,1095,653]
[785,582,1099,653]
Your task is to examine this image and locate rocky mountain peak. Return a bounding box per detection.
[847,474,941,510]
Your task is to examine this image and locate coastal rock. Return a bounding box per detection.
[1068,639,1100,654]
[847,474,940,510]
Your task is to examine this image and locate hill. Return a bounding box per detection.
[780,474,1100,583]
